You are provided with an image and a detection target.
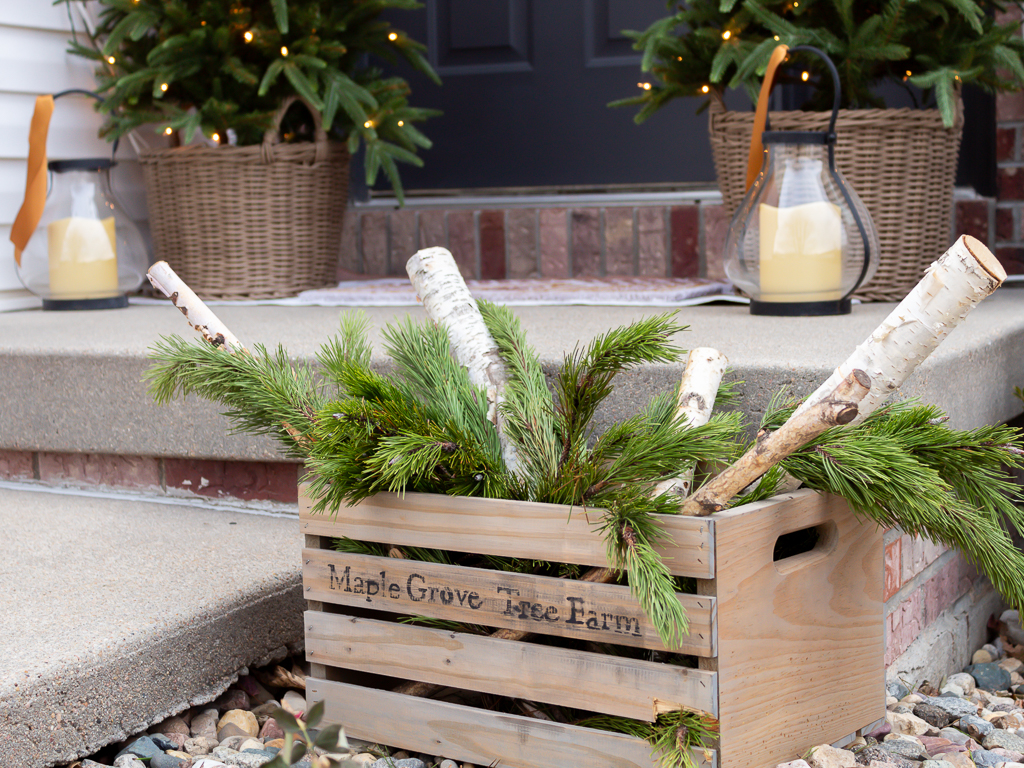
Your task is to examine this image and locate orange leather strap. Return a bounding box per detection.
[745,44,789,191]
[10,95,55,266]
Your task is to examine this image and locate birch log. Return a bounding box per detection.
[147,261,245,353]
[680,369,871,516]
[652,348,729,499]
[792,235,1004,425]
[406,247,521,475]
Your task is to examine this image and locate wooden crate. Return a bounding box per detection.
[301,487,884,768]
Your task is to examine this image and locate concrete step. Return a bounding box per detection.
[0,482,304,768]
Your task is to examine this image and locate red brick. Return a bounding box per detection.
[670,205,700,278]
[637,207,667,276]
[479,210,506,279]
[506,208,538,278]
[389,209,418,276]
[164,459,299,503]
[38,452,160,489]
[604,207,634,276]
[996,207,1016,242]
[702,204,732,280]
[885,611,898,667]
[1000,167,1024,201]
[998,91,1024,123]
[895,588,923,658]
[538,208,569,277]
[998,127,1018,163]
[0,450,34,480]
[418,210,446,251]
[360,211,388,275]
[996,246,1024,275]
[337,208,359,277]
[447,210,477,279]
[883,538,901,602]
[570,209,602,277]
[955,199,991,244]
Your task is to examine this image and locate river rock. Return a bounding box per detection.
[149,753,187,768]
[218,709,259,738]
[967,664,1013,692]
[215,688,252,714]
[923,696,979,719]
[963,714,997,739]
[888,682,911,700]
[971,748,1005,767]
[259,717,284,741]
[192,760,233,768]
[152,715,190,737]
[917,703,956,728]
[807,744,857,768]
[948,674,977,695]
[113,758,147,768]
[983,730,1024,752]
[940,728,972,746]
[115,736,163,761]
[191,708,221,740]
[938,753,976,768]
[218,723,253,742]
[888,711,935,736]
[921,762,955,768]
[880,738,931,761]
[369,760,425,768]
[350,755,377,765]
[854,746,915,768]
[185,736,220,755]
[975,650,996,665]
[237,675,276,706]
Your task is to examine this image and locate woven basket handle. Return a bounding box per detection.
[262,95,329,164]
[745,45,842,190]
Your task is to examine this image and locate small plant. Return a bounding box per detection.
[61,0,441,202]
[263,701,358,768]
[613,0,1024,127]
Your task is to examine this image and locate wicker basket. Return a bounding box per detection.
[139,97,349,300]
[708,96,964,302]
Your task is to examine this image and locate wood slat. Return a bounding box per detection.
[307,678,717,768]
[299,487,715,578]
[306,610,718,721]
[304,549,716,655]
[709,490,884,767]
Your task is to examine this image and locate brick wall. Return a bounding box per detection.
[0,449,299,504]
[338,201,731,281]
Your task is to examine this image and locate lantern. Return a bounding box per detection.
[10,90,147,310]
[724,45,879,316]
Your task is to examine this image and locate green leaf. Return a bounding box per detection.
[283,63,325,111]
[257,59,286,96]
[313,723,344,750]
[272,708,299,731]
[305,700,325,728]
[271,0,289,34]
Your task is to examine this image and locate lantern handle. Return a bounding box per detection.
[744,44,842,190]
[52,89,120,161]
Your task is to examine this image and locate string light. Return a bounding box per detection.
[364,120,373,128]
[388,32,398,41]
[106,55,116,64]
[774,35,780,41]
[701,85,710,94]
[397,120,404,126]
[906,70,912,77]
[677,56,683,61]
[200,20,206,26]
[638,82,652,90]
[212,132,220,143]
[280,46,289,56]
[721,30,732,40]
[164,127,173,135]
[244,30,253,42]
[801,71,810,82]
[160,82,168,92]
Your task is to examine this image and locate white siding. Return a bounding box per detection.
[0,4,146,297]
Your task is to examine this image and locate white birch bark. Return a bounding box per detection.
[681,369,872,516]
[147,261,245,353]
[406,247,521,475]
[792,235,1005,425]
[653,347,728,499]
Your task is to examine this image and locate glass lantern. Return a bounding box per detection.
[724,46,879,316]
[13,90,147,310]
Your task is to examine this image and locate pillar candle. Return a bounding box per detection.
[47,216,118,298]
[758,201,842,302]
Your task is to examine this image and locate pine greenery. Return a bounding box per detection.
[146,305,1024,766]
[612,0,1024,127]
[62,0,440,202]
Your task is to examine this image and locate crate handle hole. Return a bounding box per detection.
[773,521,838,574]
